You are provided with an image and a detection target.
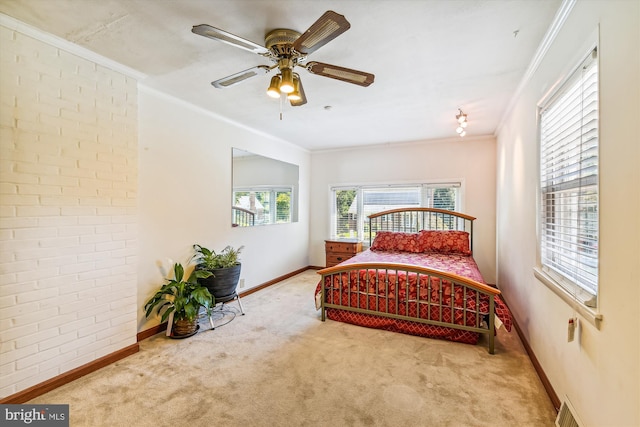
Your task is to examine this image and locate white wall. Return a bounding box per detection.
[0,20,139,398]
[310,136,498,283]
[137,87,310,331]
[496,1,639,426]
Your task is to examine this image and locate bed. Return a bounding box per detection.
[315,208,512,354]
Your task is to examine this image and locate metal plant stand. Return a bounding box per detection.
[198,292,245,331]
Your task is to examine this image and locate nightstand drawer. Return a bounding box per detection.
[326,254,350,266]
[325,241,360,254]
[324,239,363,267]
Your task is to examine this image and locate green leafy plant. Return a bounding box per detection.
[192,245,244,270]
[144,263,214,323]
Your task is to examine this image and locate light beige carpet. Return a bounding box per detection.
[29,270,556,426]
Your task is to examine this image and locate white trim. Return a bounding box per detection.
[495,0,576,135]
[328,178,467,215]
[533,267,602,329]
[532,28,601,330]
[0,13,147,80]
[314,135,496,156]
[537,28,599,110]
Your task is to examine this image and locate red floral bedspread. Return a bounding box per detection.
[315,250,512,344]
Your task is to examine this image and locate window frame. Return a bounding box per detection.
[232,185,294,226]
[534,42,602,326]
[330,181,462,243]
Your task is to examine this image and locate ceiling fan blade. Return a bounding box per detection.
[291,10,350,55]
[192,24,271,55]
[212,66,271,89]
[305,62,374,87]
[290,78,307,107]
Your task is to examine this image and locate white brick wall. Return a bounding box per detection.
[0,23,138,398]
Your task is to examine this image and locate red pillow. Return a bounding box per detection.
[417,230,471,255]
[370,231,420,253]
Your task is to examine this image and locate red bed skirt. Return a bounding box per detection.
[325,307,480,345]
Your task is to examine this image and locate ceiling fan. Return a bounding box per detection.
[192,10,375,106]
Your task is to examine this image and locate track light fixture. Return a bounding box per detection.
[456,108,468,137]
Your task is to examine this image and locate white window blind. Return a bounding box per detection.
[539,48,598,296]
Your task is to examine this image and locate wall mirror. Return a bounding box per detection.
[232,148,299,227]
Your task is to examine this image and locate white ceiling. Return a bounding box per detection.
[0,0,562,151]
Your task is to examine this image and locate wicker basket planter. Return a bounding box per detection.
[173,318,198,337]
[144,263,213,340]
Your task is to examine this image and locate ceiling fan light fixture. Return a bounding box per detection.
[267,75,282,98]
[287,75,302,101]
[280,68,294,93]
[287,92,301,101]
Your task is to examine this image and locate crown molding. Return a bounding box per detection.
[0,13,147,80]
[494,0,576,135]
[313,134,496,155]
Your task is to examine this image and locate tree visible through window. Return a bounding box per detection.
[335,190,357,237]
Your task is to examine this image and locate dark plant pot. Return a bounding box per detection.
[198,263,241,303]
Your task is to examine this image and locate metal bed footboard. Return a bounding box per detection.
[317,262,501,354]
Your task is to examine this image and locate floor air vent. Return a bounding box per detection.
[556,398,582,427]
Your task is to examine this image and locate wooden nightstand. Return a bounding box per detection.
[325,239,363,267]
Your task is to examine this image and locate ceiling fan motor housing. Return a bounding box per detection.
[265,29,302,59]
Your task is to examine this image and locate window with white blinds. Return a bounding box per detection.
[233,187,292,225]
[539,48,599,297]
[331,183,460,241]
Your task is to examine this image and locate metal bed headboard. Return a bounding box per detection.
[367,208,476,253]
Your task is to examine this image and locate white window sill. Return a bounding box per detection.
[533,267,603,329]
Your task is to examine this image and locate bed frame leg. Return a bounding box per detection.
[489,331,495,354]
[489,298,495,354]
[320,278,326,321]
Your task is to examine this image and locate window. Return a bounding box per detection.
[233,187,292,226]
[331,183,460,241]
[539,48,599,301]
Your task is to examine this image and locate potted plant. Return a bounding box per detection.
[144,262,214,337]
[192,245,243,303]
